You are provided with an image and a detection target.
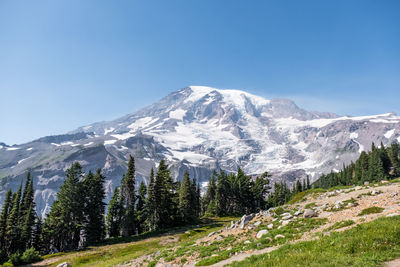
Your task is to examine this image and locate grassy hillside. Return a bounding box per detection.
[231,216,400,267]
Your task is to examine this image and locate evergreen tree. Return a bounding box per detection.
[32,216,43,252]
[251,172,270,211]
[120,156,136,236]
[43,162,85,252]
[106,187,122,238]
[178,171,193,223]
[145,168,158,231]
[6,183,23,254]
[20,173,36,250]
[82,169,106,245]
[306,175,311,190]
[136,181,147,234]
[201,171,217,215]
[0,190,12,250]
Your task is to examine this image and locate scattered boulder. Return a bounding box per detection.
[244,240,251,244]
[281,220,291,226]
[294,210,302,216]
[381,180,389,184]
[281,214,293,220]
[216,235,223,240]
[256,229,268,239]
[208,232,216,237]
[387,213,400,217]
[304,209,317,218]
[240,214,255,229]
[267,223,274,229]
[371,190,379,196]
[57,263,71,267]
[274,234,285,239]
[254,221,262,227]
[364,181,370,186]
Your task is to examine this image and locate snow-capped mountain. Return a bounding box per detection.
[1,86,400,216]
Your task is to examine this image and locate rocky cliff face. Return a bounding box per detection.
[1,86,400,216]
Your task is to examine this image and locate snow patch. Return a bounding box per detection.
[104,127,115,135]
[6,147,20,151]
[350,132,358,139]
[104,140,117,145]
[111,132,135,140]
[384,129,395,139]
[169,109,186,120]
[18,157,31,164]
[26,147,33,151]
[84,142,94,147]
[127,117,155,131]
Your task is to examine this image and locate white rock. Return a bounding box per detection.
[256,229,269,239]
[274,234,285,239]
[208,231,216,237]
[267,223,274,229]
[57,263,71,267]
[304,209,317,218]
[254,221,262,227]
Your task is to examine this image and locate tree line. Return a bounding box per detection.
[313,142,400,188]
[1,154,309,265]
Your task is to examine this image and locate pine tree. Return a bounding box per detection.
[21,202,36,250]
[201,171,217,215]
[6,183,23,254]
[251,172,270,211]
[295,180,302,193]
[120,156,136,236]
[0,190,12,250]
[145,168,159,231]
[83,169,106,245]
[215,171,229,216]
[32,216,43,252]
[306,175,311,189]
[106,187,123,238]
[178,171,193,223]
[43,162,85,252]
[136,181,147,234]
[20,173,36,250]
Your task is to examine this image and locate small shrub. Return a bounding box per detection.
[21,247,42,263]
[358,207,384,216]
[8,252,22,266]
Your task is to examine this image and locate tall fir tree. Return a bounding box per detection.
[82,169,106,245]
[106,187,123,238]
[146,168,159,231]
[20,172,36,250]
[0,190,12,251]
[120,156,136,236]
[136,181,147,234]
[43,162,85,252]
[6,183,23,254]
[178,171,193,223]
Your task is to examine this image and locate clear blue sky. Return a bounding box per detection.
[1,0,399,145]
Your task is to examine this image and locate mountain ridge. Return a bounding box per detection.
[1,86,400,216]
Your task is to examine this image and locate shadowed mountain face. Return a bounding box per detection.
[1,86,400,216]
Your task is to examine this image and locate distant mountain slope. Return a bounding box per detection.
[1,86,400,216]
